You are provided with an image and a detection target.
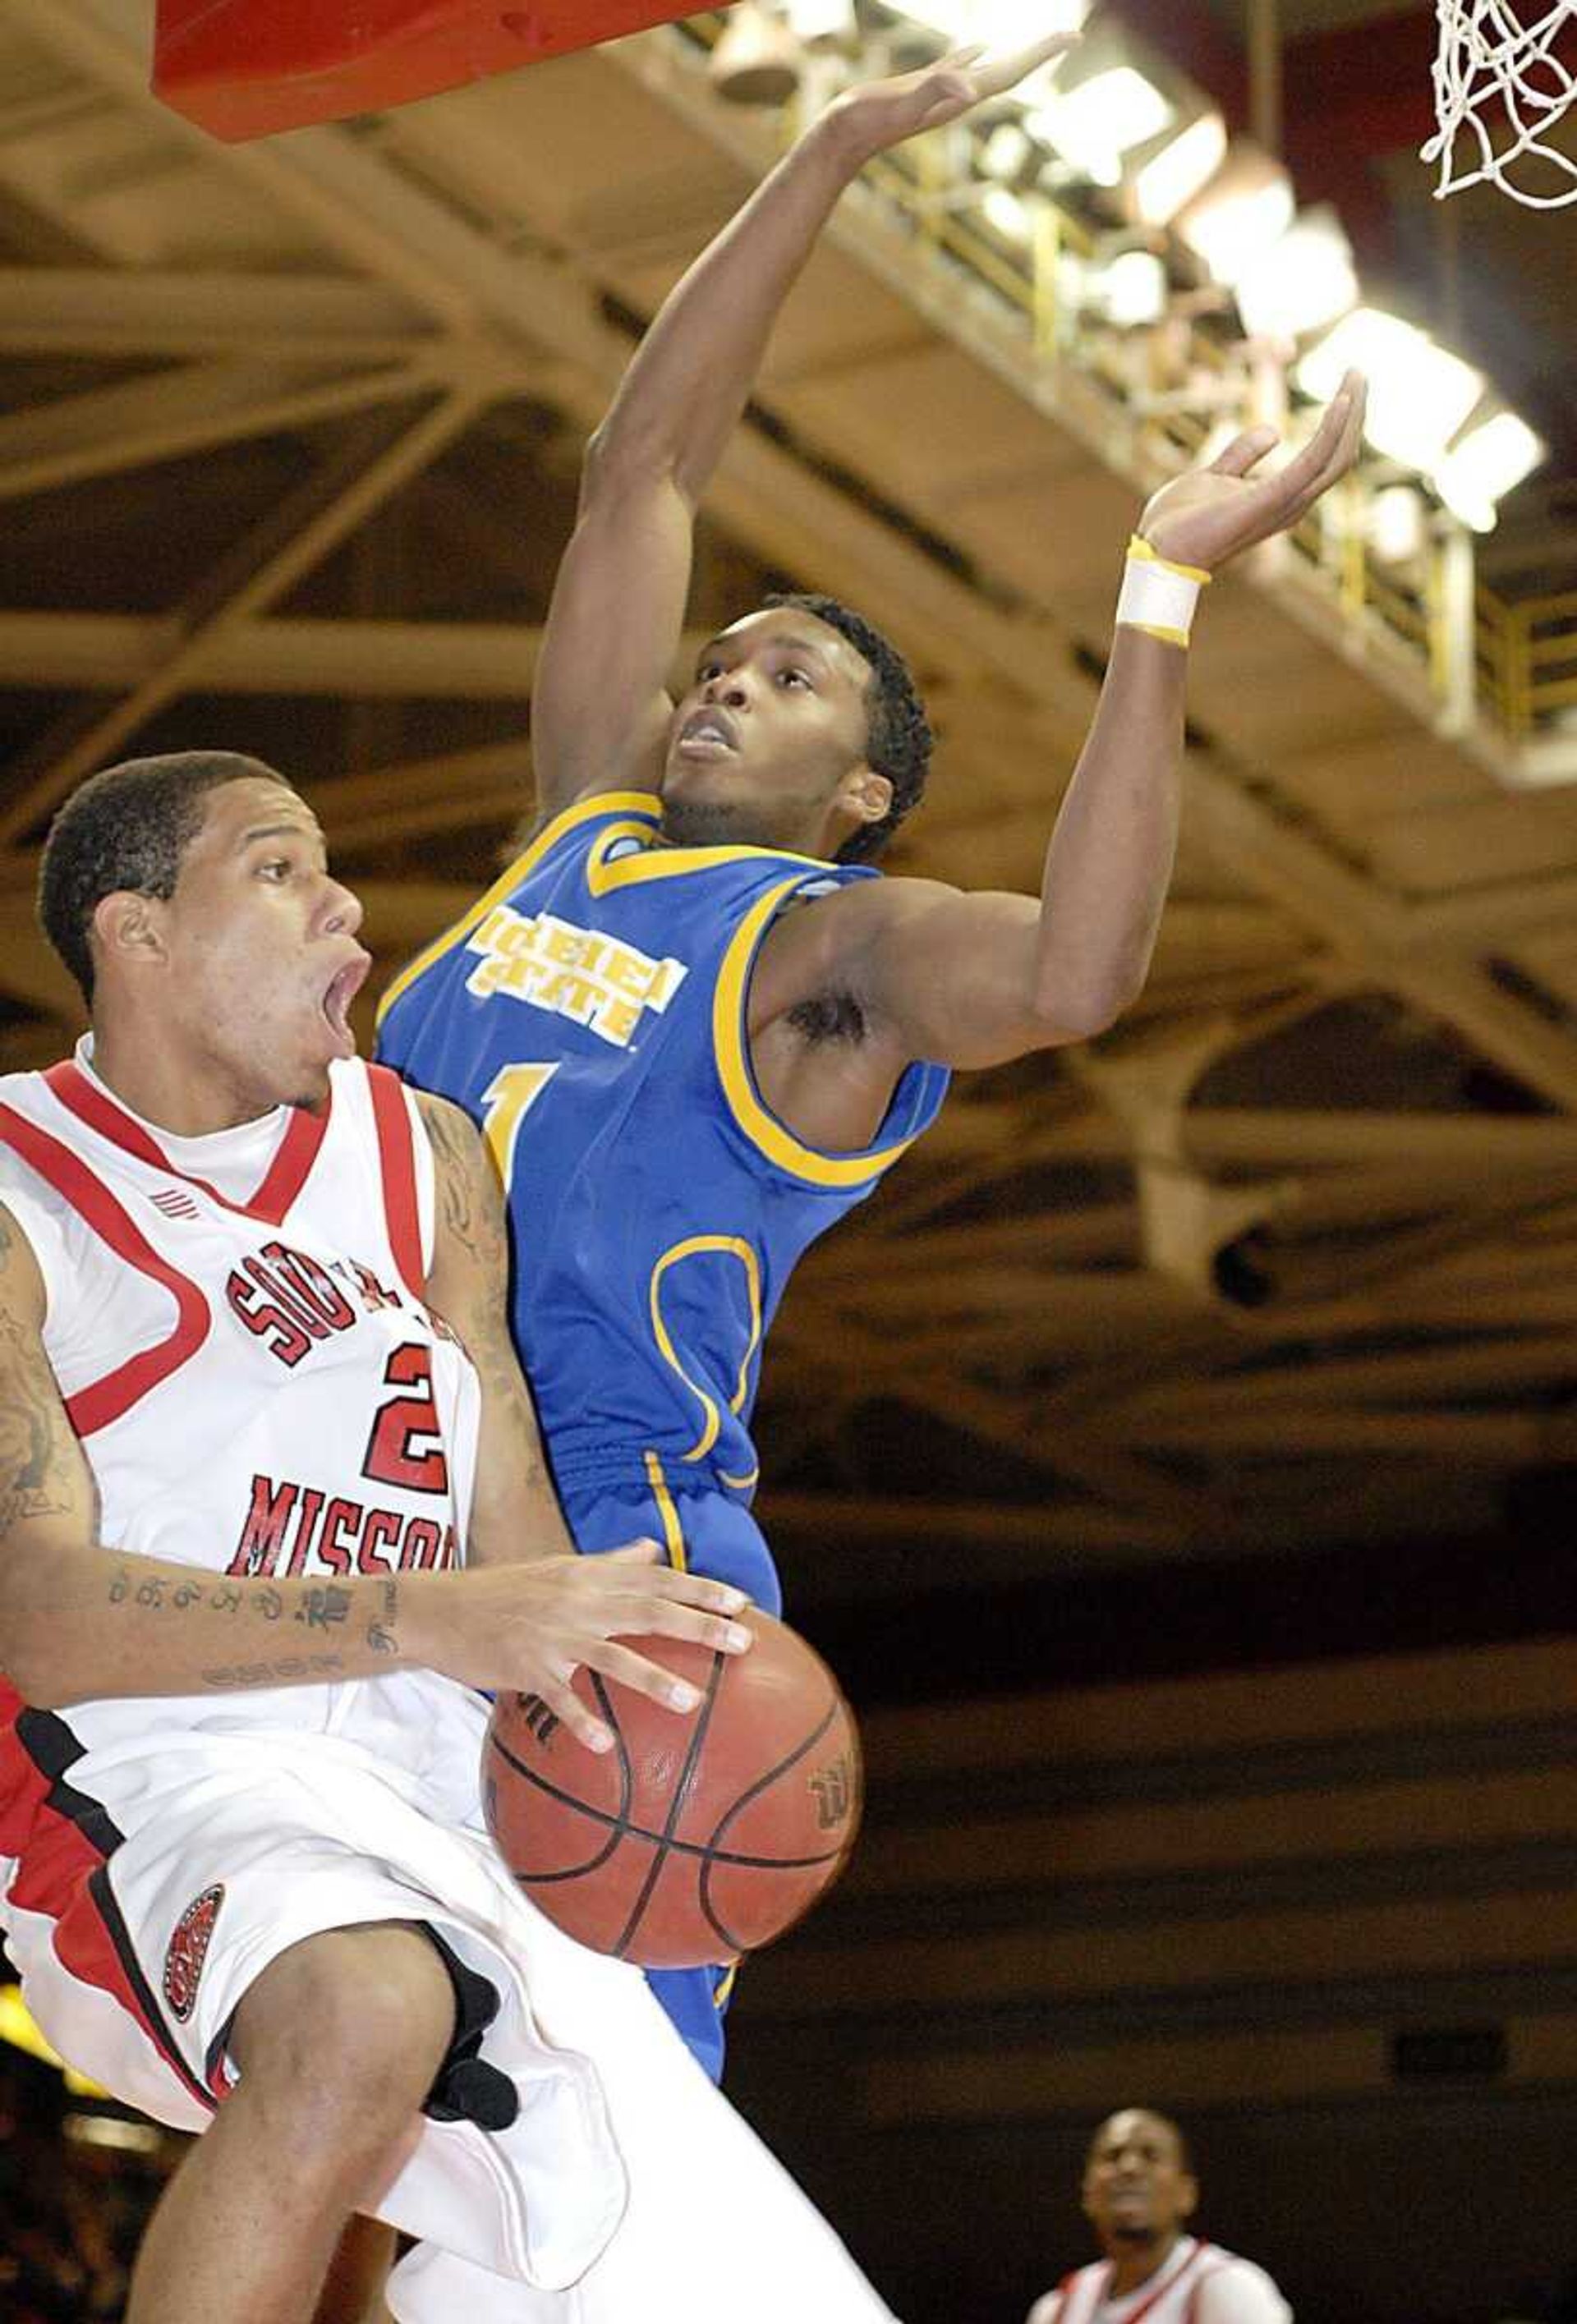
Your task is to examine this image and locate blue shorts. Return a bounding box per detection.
[559,1473,780,2083]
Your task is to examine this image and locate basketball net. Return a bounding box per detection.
[1423,0,1577,204]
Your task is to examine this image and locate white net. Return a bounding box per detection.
[1423,0,1577,204]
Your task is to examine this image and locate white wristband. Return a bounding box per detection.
[1115,534,1211,649]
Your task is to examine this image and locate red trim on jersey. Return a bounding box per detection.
[0,1103,211,1435]
[2,1709,217,2111]
[367,1064,425,1300]
[43,1061,329,1227]
[1064,2243,1215,2324]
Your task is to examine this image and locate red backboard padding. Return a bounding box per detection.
[153,0,696,141]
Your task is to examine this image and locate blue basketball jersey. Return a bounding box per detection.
[375,792,949,1607]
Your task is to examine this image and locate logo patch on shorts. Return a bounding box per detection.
[163,1884,223,2023]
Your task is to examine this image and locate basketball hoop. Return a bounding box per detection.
[1423,0,1577,206]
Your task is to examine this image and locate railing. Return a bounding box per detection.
[661,16,1577,778]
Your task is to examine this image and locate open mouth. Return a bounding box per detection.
[320,952,371,1057]
[677,708,738,757]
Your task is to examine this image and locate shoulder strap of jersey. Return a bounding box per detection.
[365,1063,428,1300]
[0,1098,212,1436]
[39,1059,329,1227]
[376,789,662,1027]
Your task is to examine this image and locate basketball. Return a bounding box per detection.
[481,1608,862,1967]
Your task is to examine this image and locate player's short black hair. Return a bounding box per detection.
[765,592,932,864]
[39,750,287,1005]
[1087,2109,1194,2176]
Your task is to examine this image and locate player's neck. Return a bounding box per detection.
[85,1022,281,1141]
[1107,2229,1187,2298]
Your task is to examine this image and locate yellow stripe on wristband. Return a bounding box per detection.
[1127,533,1212,587]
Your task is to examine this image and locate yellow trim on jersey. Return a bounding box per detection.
[648,1234,763,1464]
[375,792,664,1026]
[711,879,925,1190]
[585,820,833,898]
[713,1963,739,2009]
[642,1449,688,1572]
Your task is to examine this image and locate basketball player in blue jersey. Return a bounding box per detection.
[376,39,1366,2077]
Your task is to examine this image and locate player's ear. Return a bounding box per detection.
[844,765,893,832]
[1177,2172,1199,2224]
[92,889,170,978]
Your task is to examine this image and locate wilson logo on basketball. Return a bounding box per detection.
[163,1884,224,2023]
[807,1753,854,1830]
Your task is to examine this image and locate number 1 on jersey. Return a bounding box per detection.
[480,1063,558,1190]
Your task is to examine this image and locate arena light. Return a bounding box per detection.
[1368,484,1428,565]
[783,0,854,39]
[1174,140,1294,286]
[1297,306,1484,467]
[1233,206,1359,341]
[1432,407,1547,530]
[1027,66,1175,186]
[890,0,1090,46]
[980,184,1035,243]
[1092,246,1169,326]
[1129,109,1228,227]
[979,118,1035,181]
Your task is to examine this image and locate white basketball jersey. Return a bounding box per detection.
[0,1045,480,1752]
[1050,2239,1290,2324]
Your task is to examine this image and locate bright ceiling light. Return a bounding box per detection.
[1297,307,1485,467]
[1130,110,1228,227]
[1433,408,1547,530]
[891,0,1090,44]
[980,185,1034,245]
[1368,485,1427,565]
[1234,206,1359,341]
[1028,67,1175,188]
[783,0,854,39]
[1093,246,1169,327]
[1175,140,1294,286]
[979,120,1034,181]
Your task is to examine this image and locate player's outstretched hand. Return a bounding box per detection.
[447,1541,752,1753]
[822,30,1078,166]
[1138,370,1368,576]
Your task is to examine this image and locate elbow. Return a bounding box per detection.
[579,420,679,509]
[0,1609,71,1710]
[1029,976,1142,1047]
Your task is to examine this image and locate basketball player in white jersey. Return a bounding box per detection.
[1028,2110,1291,2324]
[0,750,903,2324]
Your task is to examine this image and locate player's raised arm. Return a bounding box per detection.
[0,1196,746,1748]
[755,377,1367,1072]
[528,32,1078,817]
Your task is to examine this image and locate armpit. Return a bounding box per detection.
[787,989,867,1045]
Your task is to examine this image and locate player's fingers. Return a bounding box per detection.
[620,1562,752,1619]
[617,1596,755,1656]
[581,1635,706,1714]
[1208,423,1280,478]
[1274,373,1365,506]
[595,1536,665,1568]
[969,29,1079,102]
[531,1675,616,1753]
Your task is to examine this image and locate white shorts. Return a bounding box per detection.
[1,1673,897,2324]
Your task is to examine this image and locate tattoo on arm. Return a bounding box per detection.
[0,1250,87,1546]
[200,1655,345,1692]
[366,1578,399,1656]
[417,1093,545,1463]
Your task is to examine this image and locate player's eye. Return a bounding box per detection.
[777,668,810,689]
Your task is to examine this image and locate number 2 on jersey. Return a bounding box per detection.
[363,1344,449,1495]
[480,1062,558,1191]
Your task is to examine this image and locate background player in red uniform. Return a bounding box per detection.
[1028,2108,1292,2324]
